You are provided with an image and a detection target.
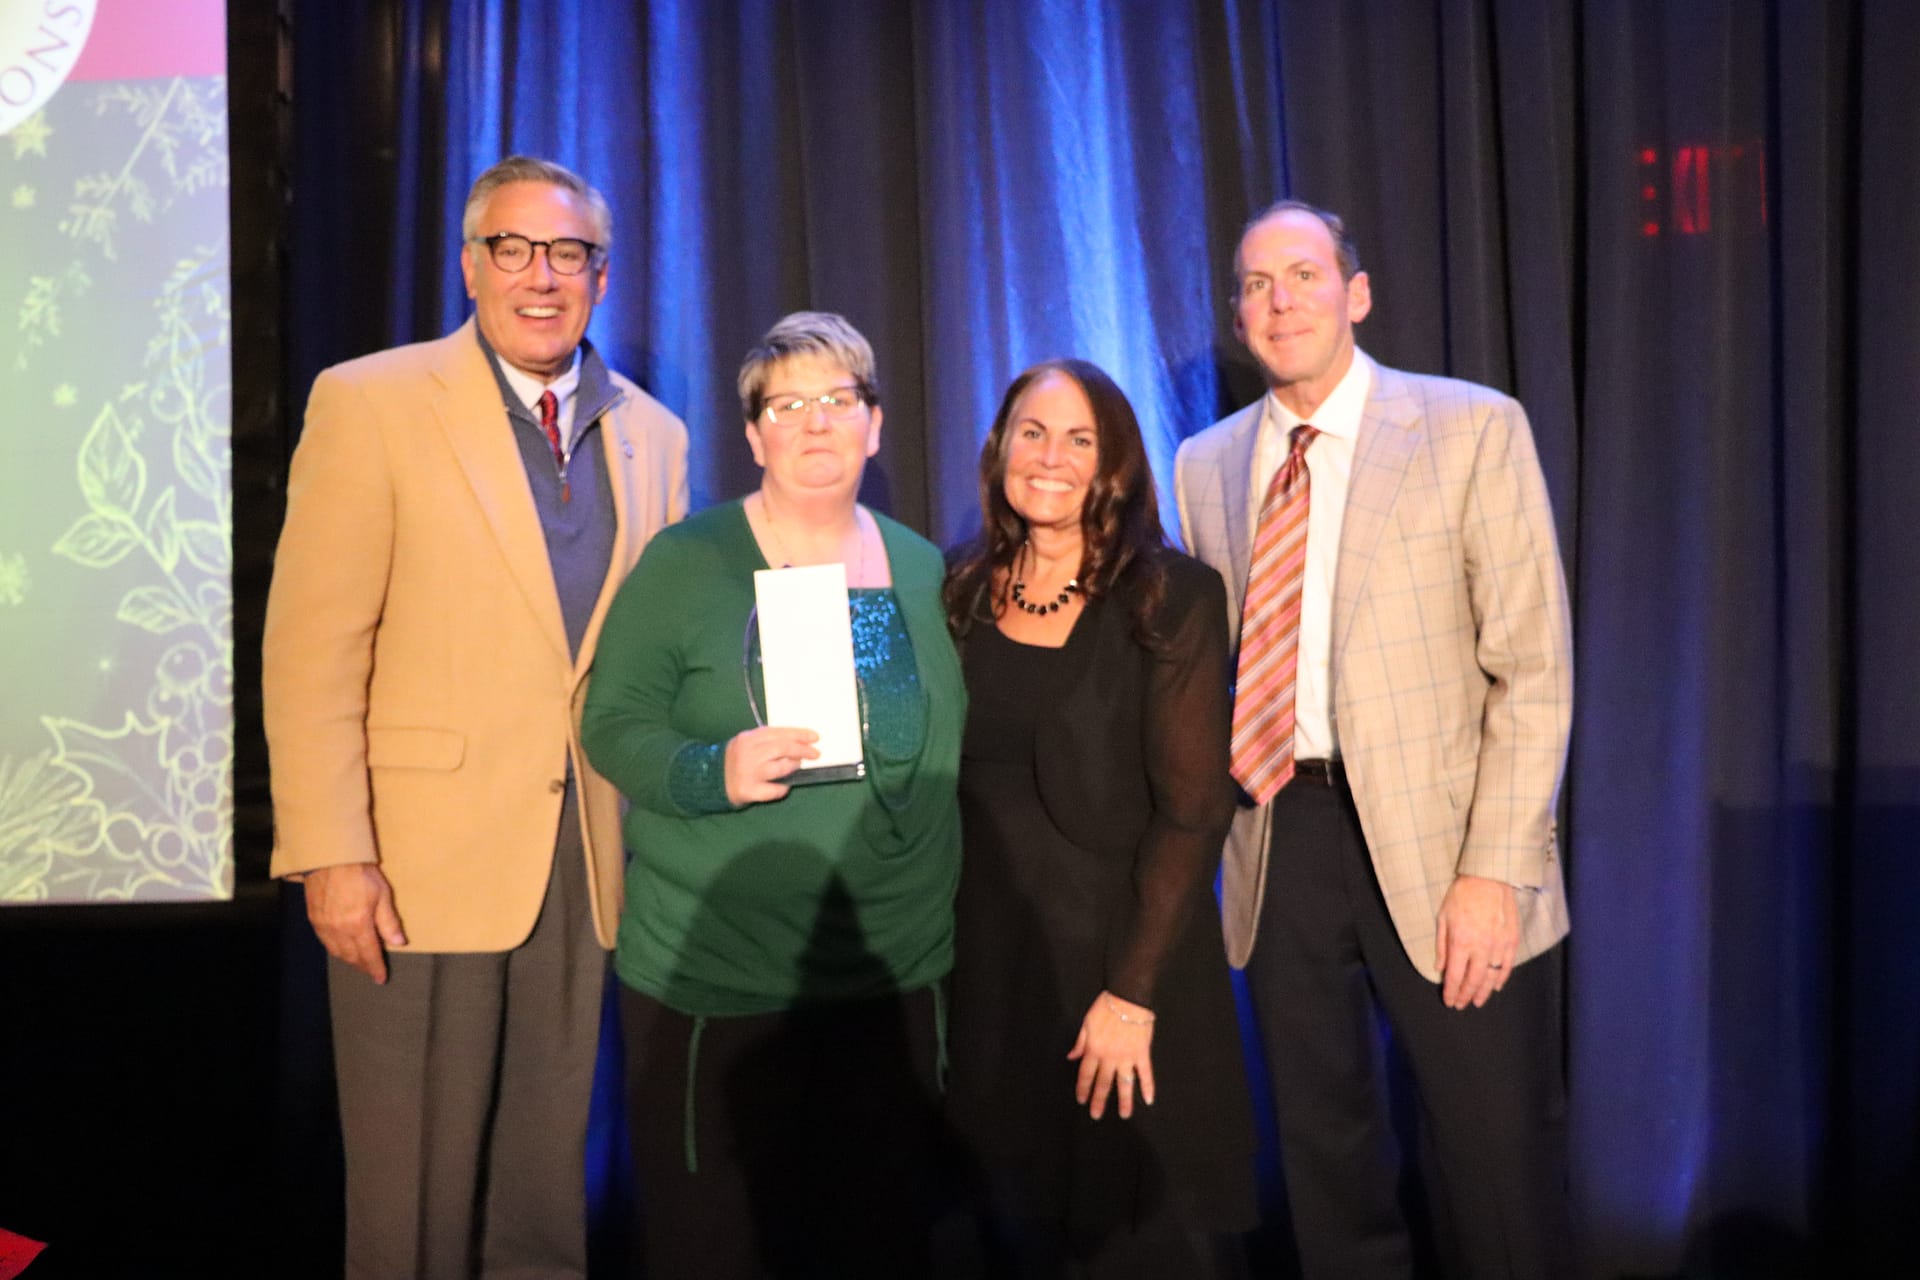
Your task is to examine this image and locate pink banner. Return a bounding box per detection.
[70,0,225,82]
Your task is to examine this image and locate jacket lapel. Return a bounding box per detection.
[1332,362,1421,656]
[1216,401,1263,621]
[431,320,571,664]
[577,379,638,672]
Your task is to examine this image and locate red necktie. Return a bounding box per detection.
[537,389,569,503]
[1230,424,1318,803]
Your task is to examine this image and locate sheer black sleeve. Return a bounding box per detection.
[1104,558,1237,1006]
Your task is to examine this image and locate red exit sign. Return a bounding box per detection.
[1637,141,1768,237]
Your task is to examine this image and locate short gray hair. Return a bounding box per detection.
[1234,198,1362,283]
[736,311,882,422]
[461,155,613,251]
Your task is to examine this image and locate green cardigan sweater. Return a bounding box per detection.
[581,500,964,1016]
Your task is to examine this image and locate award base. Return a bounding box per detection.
[778,760,867,787]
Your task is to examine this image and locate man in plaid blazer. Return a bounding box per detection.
[1175,201,1574,1278]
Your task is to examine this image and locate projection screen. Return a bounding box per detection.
[0,0,232,904]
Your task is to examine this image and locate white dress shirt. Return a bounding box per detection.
[1247,349,1374,762]
[499,348,583,458]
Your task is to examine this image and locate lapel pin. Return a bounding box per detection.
[621,437,634,458]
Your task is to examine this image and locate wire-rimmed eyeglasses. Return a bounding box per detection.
[759,388,868,425]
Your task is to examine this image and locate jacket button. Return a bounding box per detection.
[550,779,565,794]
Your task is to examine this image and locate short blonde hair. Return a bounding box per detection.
[736,311,881,422]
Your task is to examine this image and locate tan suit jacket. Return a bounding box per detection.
[264,319,688,951]
[1175,358,1572,982]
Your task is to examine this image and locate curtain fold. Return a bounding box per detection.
[1848,0,1920,1263]
[280,2,1918,1272]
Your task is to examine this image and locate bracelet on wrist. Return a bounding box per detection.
[1106,994,1156,1025]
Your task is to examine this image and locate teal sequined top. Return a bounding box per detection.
[664,589,928,815]
[581,500,964,1017]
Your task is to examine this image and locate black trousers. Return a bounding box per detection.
[621,984,946,1280]
[327,818,606,1280]
[1243,776,1573,1280]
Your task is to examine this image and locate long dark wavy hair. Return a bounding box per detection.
[944,358,1170,648]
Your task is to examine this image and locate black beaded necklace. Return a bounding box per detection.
[1011,542,1080,615]
[1010,576,1079,614]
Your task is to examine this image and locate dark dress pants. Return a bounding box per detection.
[1243,774,1572,1280]
[621,984,945,1279]
[327,807,606,1280]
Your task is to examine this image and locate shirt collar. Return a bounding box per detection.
[1264,348,1374,441]
[497,347,582,417]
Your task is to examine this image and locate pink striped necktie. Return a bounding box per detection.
[1230,424,1319,804]
[537,389,570,503]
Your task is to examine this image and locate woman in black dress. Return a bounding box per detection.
[943,360,1256,1277]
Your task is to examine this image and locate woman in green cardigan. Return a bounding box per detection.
[581,312,964,1279]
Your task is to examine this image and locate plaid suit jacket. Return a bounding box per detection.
[1174,358,1572,982]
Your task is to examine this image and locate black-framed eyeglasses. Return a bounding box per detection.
[471,233,602,276]
[760,388,868,425]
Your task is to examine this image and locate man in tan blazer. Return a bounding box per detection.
[1175,201,1573,1279]
[264,156,687,1278]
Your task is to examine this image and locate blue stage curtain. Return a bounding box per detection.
[283,2,1920,1274]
